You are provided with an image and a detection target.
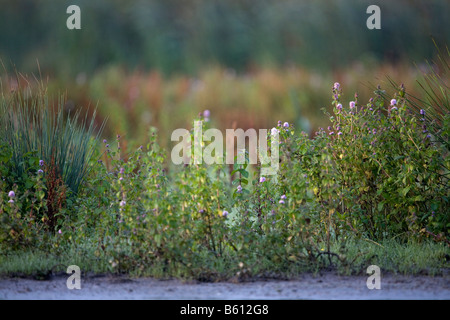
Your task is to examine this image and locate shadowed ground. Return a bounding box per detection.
[1,272,448,300]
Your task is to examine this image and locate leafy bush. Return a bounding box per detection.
[1,76,448,277]
[283,83,449,242]
[0,80,103,250]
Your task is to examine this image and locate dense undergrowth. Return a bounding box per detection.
[0,58,449,280]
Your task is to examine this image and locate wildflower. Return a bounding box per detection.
[222,210,229,217]
[329,131,334,135]
[372,129,377,134]
[39,160,44,167]
[198,209,205,214]
[271,127,279,136]
[119,200,126,207]
[391,107,397,111]
[349,101,355,109]
[333,82,340,90]
[8,191,15,198]
[259,177,266,183]
[103,139,107,143]
[120,167,125,174]
[283,122,289,128]
[336,103,342,111]
[203,110,210,122]
[119,177,123,181]
[390,99,397,106]
[327,126,332,131]
[279,199,285,204]
[420,109,425,115]
[280,194,287,200]
[106,144,110,148]
[117,134,121,139]
[338,131,343,136]
[37,169,44,174]
[8,199,14,204]
[237,185,242,193]
[58,229,62,234]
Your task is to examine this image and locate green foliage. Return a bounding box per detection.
[0,79,104,250]
[392,41,449,151]
[0,147,49,250]
[0,0,448,77]
[1,74,448,279]
[283,84,449,242]
[0,80,104,194]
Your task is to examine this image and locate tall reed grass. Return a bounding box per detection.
[0,77,104,194]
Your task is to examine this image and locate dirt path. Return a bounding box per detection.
[0,272,449,300]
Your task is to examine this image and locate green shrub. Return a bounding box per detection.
[283,83,449,242]
[0,80,104,250]
[0,83,103,195]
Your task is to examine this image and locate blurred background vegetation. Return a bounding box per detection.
[0,0,449,149]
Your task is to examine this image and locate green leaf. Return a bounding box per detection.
[239,169,249,178]
[400,186,411,197]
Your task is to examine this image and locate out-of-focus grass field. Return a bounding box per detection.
[0,64,431,151]
[1,0,448,149]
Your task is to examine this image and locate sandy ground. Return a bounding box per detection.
[0,272,449,300]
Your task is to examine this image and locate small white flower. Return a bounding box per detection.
[271,127,279,136]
